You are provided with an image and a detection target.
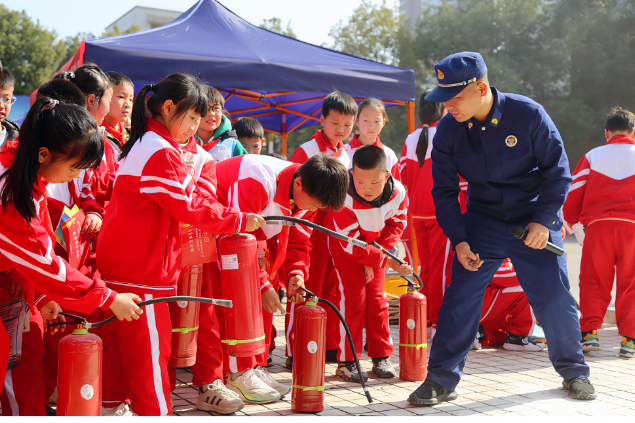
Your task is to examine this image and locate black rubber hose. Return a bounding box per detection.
[263,216,368,249]
[299,287,373,404]
[371,241,423,290]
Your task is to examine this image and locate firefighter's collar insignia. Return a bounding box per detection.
[505,135,518,147]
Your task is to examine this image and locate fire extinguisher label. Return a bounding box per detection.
[307,341,318,354]
[221,254,239,270]
[80,384,94,400]
[407,319,416,329]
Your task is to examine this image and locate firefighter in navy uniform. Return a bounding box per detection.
[407,52,595,406]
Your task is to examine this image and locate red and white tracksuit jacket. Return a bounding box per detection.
[215,154,315,371]
[480,259,535,346]
[344,135,401,181]
[97,119,245,415]
[90,130,120,208]
[399,123,467,326]
[563,134,635,338]
[323,178,407,361]
[289,129,350,169]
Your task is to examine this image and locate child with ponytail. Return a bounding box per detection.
[96,73,265,416]
[0,97,143,398]
[400,90,467,333]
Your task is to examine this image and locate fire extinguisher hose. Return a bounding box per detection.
[299,286,374,404]
[263,216,368,248]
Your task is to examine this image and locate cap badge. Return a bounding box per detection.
[505,135,518,147]
[437,69,444,80]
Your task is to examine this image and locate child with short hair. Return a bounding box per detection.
[563,107,635,358]
[195,85,247,162]
[0,61,19,149]
[97,73,265,416]
[345,98,401,180]
[234,117,264,155]
[103,71,134,148]
[324,145,410,382]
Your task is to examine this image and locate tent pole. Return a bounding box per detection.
[407,101,416,134]
[282,113,288,157]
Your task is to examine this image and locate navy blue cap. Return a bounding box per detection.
[425,52,488,103]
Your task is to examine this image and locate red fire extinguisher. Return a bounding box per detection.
[291,301,326,412]
[57,329,102,416]
[219,233,266,357]
[399,287,427,381]
[169,264,203,367]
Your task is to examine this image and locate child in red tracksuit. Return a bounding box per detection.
[287,91,357,364]
[399,90,467,333]
[324,145,412,382]
[96,73,265,416]
[0,98,141,415]
[563,107,635,359]
[344,98,401,180]
[213,154,348,404]
[474,258,544,351]
[103,71,134,149]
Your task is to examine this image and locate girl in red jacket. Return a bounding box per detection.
[0,97,142,398]
[96,73,265,416]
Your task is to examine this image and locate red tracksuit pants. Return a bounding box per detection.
[579,220,635,338]
[412,217,454,327]
[325,240,393,362]
[480,285,535,346]
[101,294,172,416]
[0,310,46,416]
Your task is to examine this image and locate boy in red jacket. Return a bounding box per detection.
[323,145,411,382]
[213,154,349,403]
[563,107,635,359]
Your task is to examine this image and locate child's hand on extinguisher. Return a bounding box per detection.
[245,214,266,232]
[109,293,144,322]
[288,274,305,304]
[386,257,413,274]
[262,288,285,314]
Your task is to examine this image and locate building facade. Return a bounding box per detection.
[105,6,183,33]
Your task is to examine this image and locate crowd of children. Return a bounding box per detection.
[0,56,631,416]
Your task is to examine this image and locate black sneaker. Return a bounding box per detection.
[336,361,368,383]
[581,330,601,352]
[284,356,293,369]
[265,351,274,367]
[562,377,597,400]
[363,343,368,352]
[325,349,338,363]
[408,379,458,406]
[503,333,546,352]
[45,406,56,416]
[618,336,634,358]
[371,357,397,378]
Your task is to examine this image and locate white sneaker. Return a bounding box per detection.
[196,379,244,414]
[101,402,137,416]
[472,335,482,350]
[253,366,291,398]
[503,334,546,352]
[226,369,281,404]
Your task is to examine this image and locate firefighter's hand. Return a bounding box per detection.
[41,301,66,334]
[4,272,24,301]
[385,258,412,274]
[245,214,266,232]
[456,242,483,271]
[262,288,285,314]
[288,274,305,304]
[81,213,102,240]
[110,293,143,322]
[524,222,549,249]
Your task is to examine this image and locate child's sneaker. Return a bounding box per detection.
[196,379,245,414]
[265,351,274,367]
[226,369,281,404]
[618,336,635,358]
[284,356,293,369]
[336,361,368,383]
[101,402,137,416]
[581,330,601,352]
[253,366,291,397]
[503,333,546,351]
[371,357,397,378]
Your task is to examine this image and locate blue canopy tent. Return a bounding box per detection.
[57,0,416,155]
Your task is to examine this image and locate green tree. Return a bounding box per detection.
[259,17,297,38]
[101,23,142,38]
[0,5,67,95]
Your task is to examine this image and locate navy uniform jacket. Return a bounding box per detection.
[431,88,572,247]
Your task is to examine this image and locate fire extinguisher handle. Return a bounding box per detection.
[371,241,423,290]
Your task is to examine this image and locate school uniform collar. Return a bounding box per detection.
[465,87,506,132]
[313,129,345,153]
[348,134,385,150]
[146,118,183,153]
[606,134,635,145]
[274,163,302,216]
[181,136,199,154]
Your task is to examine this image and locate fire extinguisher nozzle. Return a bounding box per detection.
[213,299,233,308]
